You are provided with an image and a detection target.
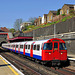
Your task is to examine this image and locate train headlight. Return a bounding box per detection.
[49,53,51,54]
[61,53,63,54]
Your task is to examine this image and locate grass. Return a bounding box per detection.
[23,15,75,33]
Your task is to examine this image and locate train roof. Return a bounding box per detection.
[2,38,65,45]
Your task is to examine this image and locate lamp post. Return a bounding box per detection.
[54,24,56,38]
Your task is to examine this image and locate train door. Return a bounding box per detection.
[20,44,23,54]
[12,44,14,52]
[18,44,20,53]
[53,42,60,60]
[15,45,16,52]
[23,44,25,55]
[30,44,33,57]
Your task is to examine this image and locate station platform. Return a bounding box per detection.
[67,54,75,61]
[0,55,24,75]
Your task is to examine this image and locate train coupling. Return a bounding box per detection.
[52,60,60,66]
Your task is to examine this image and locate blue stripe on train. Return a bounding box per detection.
[33,54,41,60]
[25,53,30,56]
[2,47,42,60]
[20,52,23,54]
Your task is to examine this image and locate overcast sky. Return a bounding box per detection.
[0,0,75,29]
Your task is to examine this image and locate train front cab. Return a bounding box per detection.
[42,38,67,65]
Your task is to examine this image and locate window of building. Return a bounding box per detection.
[47,16,49,20]
[60,11,62,15]
[51,16,52,20]
[67,9,69,14]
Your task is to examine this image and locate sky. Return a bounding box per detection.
[0,0,75,29]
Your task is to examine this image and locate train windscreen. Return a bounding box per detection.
[59,43,67,50]
[43,43,52,50]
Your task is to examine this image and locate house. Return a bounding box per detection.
[47,11,57,23]
[38,16,42,25]
[34,18,39,25]
[42,14,47,24]
[0,27,9,32]
[60,4,75,15]
[20,22,32,30]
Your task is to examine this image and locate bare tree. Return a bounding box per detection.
[14,19,23,31]
[28,17,37,25]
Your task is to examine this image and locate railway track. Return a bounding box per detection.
[0,49,75,75]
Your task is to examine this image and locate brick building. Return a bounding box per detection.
[38,16,42,25]
[47,11,57,23]
[0,27,9,32]
[34,18,39,25]
[60,4,75,15]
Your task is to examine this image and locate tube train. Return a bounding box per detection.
[2,38,67,66]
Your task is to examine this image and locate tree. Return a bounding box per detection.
[28,17,37,25]
[14,19,23,31]
[9,28,16,34]
[57,9,61,15]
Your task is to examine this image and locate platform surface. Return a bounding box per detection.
[68,54,75,61]
[0,55,23,75]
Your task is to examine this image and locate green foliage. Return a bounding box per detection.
[57,9,61,15]
[61,17,67,22]
[62,14,65,16]
[9,28,16,33]
[55,20,60,23]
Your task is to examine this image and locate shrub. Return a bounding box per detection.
[62,14,65,16]
[57,9,61,15]
[62,17,67,22]
[70,10,75,15]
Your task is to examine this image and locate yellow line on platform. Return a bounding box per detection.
[0,57,19,75]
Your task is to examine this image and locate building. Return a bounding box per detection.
[47,11,57,23]
[38,16,42,25]
[60,4,75,15]
[42,14,47,24]
[0,27,9,32]
[0,32,13,46]
[20,22,32,30]
[34,18,38,25]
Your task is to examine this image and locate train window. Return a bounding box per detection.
[54,43,58,50]
[11,45,13,47]
[20,45,23,48]
[54,43,58,48]
[43,43,52,50]
[25,45,27,49]
[13,45,15,47]
[16,45,18,48]
[28,45,30,49]
[37,45,40,51]
[8,45,9,47]
[33,45,36,50]
[59,43,67,50]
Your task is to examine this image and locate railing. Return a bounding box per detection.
[35,32,75,40]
